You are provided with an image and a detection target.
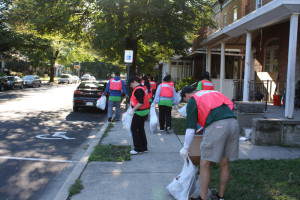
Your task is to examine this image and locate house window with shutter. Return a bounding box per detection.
[233,7,238,21]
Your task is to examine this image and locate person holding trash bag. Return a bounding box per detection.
[153,75,176,133]
[129,77,150,155]
[197,71,214,91]
[179,86,239,200]
[104,72,127,122]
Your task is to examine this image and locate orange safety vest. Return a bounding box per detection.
[130,86,150,110]
[160,82,174,98]
[192,90,234,127]
[109,78,122,91]
[201,80,215,90]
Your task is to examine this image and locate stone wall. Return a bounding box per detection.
[252,119,300,147]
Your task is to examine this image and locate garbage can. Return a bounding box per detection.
[273,94,281,106]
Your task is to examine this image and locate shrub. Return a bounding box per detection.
[175,77,197,91]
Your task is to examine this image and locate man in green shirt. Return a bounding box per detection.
[179,86,239,200]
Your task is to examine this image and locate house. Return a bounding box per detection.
[161,56,193,82]
[191,0,300,119]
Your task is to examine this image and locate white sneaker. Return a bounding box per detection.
[130,150,139,155]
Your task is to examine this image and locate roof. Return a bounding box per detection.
[201,0,300,47]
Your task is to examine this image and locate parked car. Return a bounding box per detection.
[73,81,106,112]
[0,76,9,91]
[90,76,96,81]
[58,74,73,84]
[6,76,24,89]
[80,74,91,81]
[22,75,42,87]
[72,75,80,83]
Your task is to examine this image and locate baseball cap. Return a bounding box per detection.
[180,86,195,98]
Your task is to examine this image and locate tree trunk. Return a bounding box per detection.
[49,50,59,82]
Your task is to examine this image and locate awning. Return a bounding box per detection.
[201,0,300,47]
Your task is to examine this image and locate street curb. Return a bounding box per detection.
[54,122,109,200]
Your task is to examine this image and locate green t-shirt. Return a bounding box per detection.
[158,99,173,107]
[186,98,236,129]
[109,96,122,102]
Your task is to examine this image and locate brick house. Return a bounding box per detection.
[191,0,300,118]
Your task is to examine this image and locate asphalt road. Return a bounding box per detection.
[0,84,107,200]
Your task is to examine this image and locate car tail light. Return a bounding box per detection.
[74,90,83,95]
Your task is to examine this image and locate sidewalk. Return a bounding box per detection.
[72,120,300,200]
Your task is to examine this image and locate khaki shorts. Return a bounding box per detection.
[200,118,240,163]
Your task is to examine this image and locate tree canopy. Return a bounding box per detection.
[2,0,215,79]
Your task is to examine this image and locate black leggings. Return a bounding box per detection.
[131,114,148,152]
[159,105,172,130]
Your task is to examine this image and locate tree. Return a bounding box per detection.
[90,0,214,76]
[7,0,92,81]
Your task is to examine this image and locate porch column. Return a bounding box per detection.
[285,14,299,118]
[206,48,211,74]
[220,42,225,93]
[243,31,252,101]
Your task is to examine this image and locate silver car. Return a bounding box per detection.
[23,75,41,87]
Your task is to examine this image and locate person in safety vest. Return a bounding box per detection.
[179,86,239,200]
[104,72,127,122]
[197,71,214,91]
[129,77,150,155]
[153,75,177,133]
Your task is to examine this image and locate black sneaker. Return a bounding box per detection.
[108,117,112,122]
[212,194,225,200]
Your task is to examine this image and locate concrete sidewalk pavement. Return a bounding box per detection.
[71,121,300,200]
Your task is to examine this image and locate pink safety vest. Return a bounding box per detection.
[192,90,234,127]
[201,80,215,90]
[160,82,174,98]
[109,78,122,91]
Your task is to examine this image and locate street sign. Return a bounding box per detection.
[124,50,133,63]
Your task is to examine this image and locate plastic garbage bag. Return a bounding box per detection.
[174,91,182,105]
[149,105,158,134]
[122,106,133,131]
[96,95,106,110]
[166,156,198,200]
[178,104,187,117]
[189,175,212,199]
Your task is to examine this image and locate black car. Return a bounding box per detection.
[23,75,42,87]
[0,76,9,91]
[73,81,106,112]
[6,76,24,89]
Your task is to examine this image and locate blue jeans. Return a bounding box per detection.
[107,100,121,120]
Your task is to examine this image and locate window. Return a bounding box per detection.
[256,0,262,9]
[223,12,228,26]
[233,7,238,21]
[264,38,279,72]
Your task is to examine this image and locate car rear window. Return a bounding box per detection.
[60,75,70,78]
[78,82,104,90]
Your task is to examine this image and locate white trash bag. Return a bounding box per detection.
[96,95,106,110]
[149,105,158,134]
[174,91,182,105]
[178,104,187,117]
[122,106,133,131]
[166,156,198,200]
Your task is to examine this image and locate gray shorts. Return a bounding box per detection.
[200,118,240,163]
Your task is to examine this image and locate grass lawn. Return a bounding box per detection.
[210,159,300,200]
[88,144,131,162]
[172,117,186,135]
[69,179,83,197]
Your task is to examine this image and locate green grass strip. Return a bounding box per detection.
[89,144,131,162]
[172,117,186,135]
[210,159,300,200]
[68,179,84,197]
